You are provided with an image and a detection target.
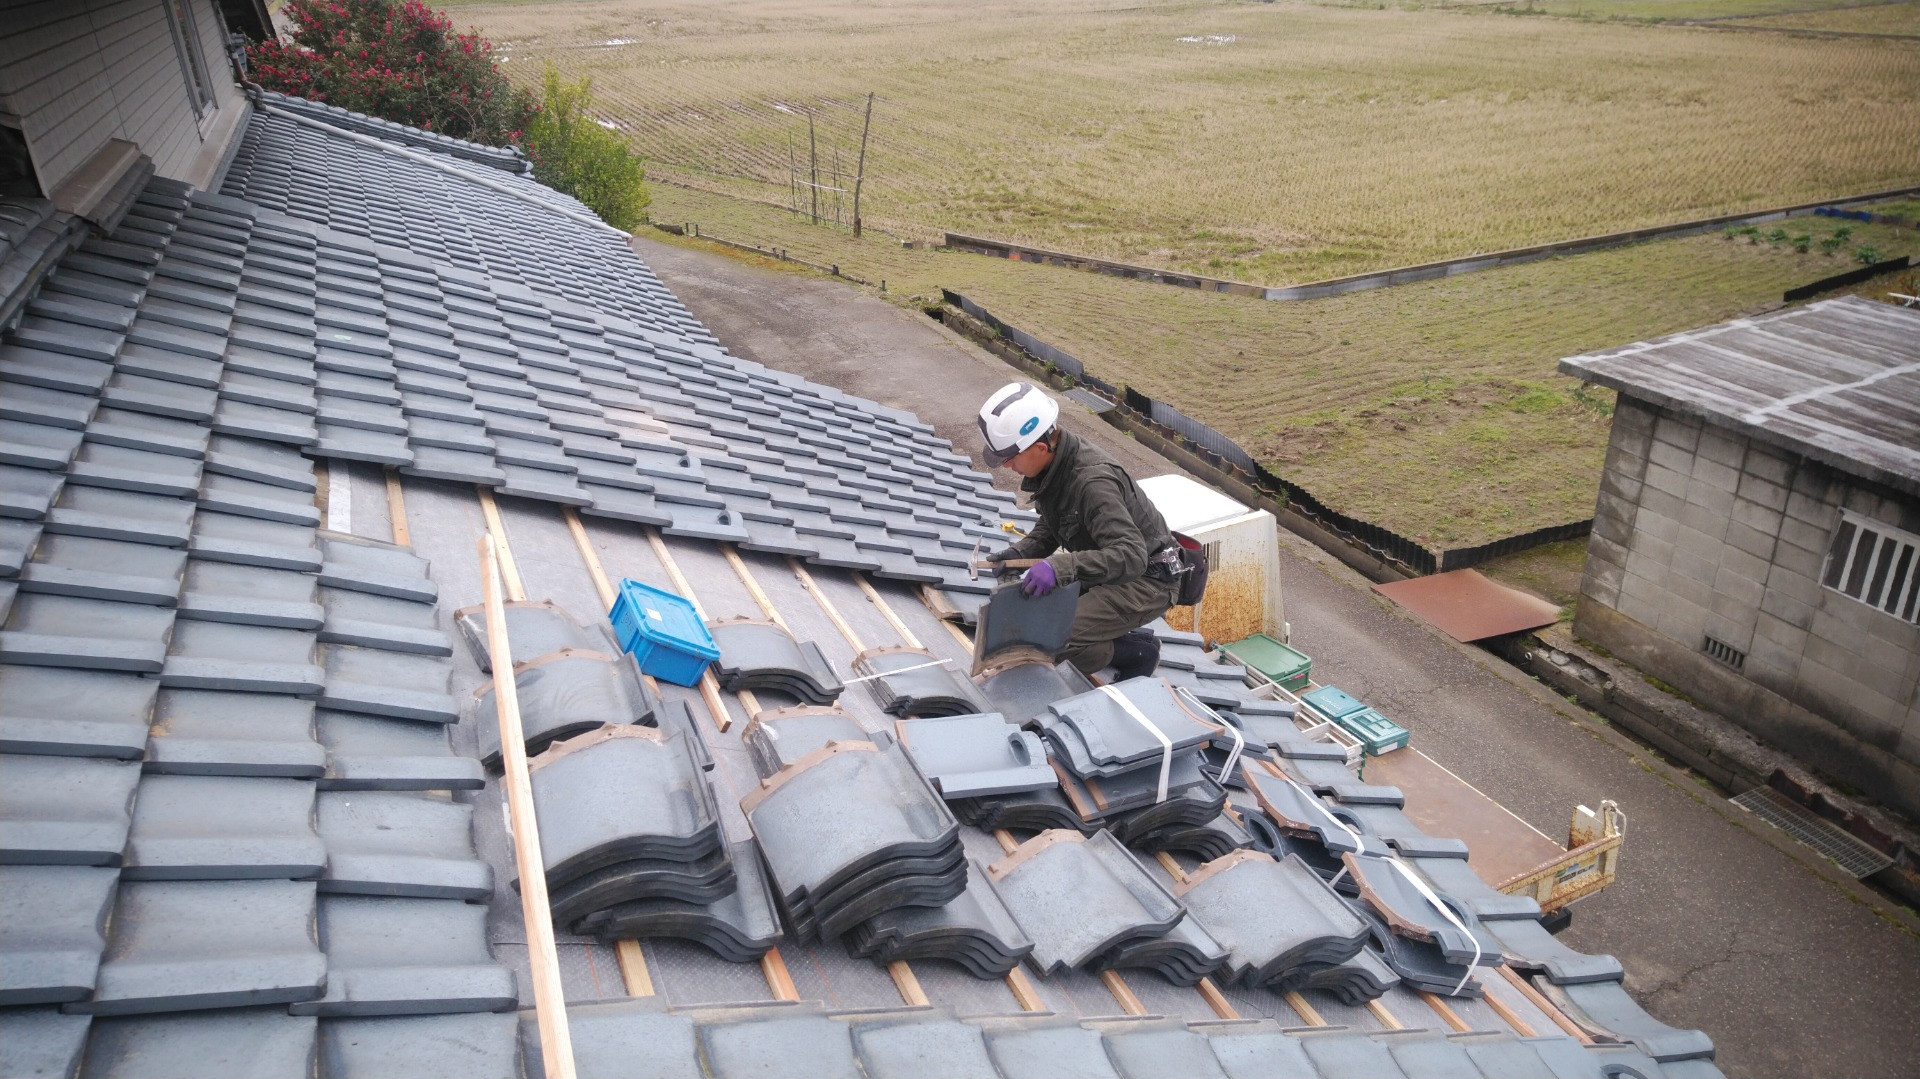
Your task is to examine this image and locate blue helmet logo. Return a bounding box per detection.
[1019,416,1039,436]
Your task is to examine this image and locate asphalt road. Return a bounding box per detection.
[632,231,1920,1079]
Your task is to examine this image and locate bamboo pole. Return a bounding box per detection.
[478,534,576,1079]
[852,91,873,238]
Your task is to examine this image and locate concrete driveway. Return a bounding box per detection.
[633,231,1920,1079]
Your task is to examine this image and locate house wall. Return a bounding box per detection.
[1577,395,1920,816]
[0,0,248,194]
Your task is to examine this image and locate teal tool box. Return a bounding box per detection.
[609,578,720,686]
[1302,685,1410,755]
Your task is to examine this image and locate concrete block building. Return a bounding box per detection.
[1563,297,1920,818]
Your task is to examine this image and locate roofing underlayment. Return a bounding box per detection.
[0,93,1724,1078]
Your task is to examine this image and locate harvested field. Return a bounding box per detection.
[461,0,1918,286]
[643,184,1916,546]
[1733,2,1920,36]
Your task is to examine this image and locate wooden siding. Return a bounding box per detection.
[0,0,244,193]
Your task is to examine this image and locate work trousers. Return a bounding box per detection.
[1061,575,1180,675]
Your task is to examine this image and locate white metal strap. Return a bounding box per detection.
[1287,777,1373,857]
[1100,683,1172,803]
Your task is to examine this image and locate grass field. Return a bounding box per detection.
[460,0,1917,286]
[643,183,1916,547]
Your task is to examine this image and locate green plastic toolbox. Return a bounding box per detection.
[1332,706,1410,755]
[1220,633,1312,692]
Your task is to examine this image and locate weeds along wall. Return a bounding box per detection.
[947,185,1920,304]
[941,290,1593,577]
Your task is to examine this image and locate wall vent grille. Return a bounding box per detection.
[1702,635,1746,671]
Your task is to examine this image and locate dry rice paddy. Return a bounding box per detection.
[466,0,1918,285]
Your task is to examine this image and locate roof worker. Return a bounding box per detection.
[978,382,1179,681]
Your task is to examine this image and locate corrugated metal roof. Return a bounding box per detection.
[1560,297,1920,497]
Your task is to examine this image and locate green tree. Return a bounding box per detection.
[249,0,531,144]
[521,64,650,233]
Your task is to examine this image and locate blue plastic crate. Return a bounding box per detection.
[1301,685,1367,721]
[609,578,719,687]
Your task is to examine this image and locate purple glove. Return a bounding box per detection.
[1020,559,1058,598]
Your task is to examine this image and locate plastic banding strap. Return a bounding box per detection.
[1100,683,1172,803]
[1175,686,1243,787]
[1288,777,1374,857]
[842,658,954,685]
[1386,857,1483,996]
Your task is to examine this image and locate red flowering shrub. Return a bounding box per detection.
[249,0,530,145]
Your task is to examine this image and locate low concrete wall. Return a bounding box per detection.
[948,184,1920,303]
[1576,599,1920,821]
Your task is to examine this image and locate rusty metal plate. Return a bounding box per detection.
[1372,570,1560,643]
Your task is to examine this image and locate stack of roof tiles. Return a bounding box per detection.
[844,858,1036,977]
[456,599,661,767]
[853,644,987,718]
[709,617,844,705]
[523,725,732,930]
[1033,677,1229,831]
[1174,849,1370,988]
[985,830,1185,976]
[743,739,967,941]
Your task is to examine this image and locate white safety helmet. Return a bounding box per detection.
[977,382,1060,468]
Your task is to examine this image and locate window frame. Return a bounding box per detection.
[161,0,215,117]
[1821,509,1920,625]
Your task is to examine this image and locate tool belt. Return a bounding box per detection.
[1144,542,1185,583]
[1144,533,1210,607]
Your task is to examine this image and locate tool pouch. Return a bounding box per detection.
[1172,532,1209,607]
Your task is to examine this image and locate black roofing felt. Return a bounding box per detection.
[0,90,1722,1077]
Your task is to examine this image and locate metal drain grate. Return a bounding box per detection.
[1730,786,1892,878]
